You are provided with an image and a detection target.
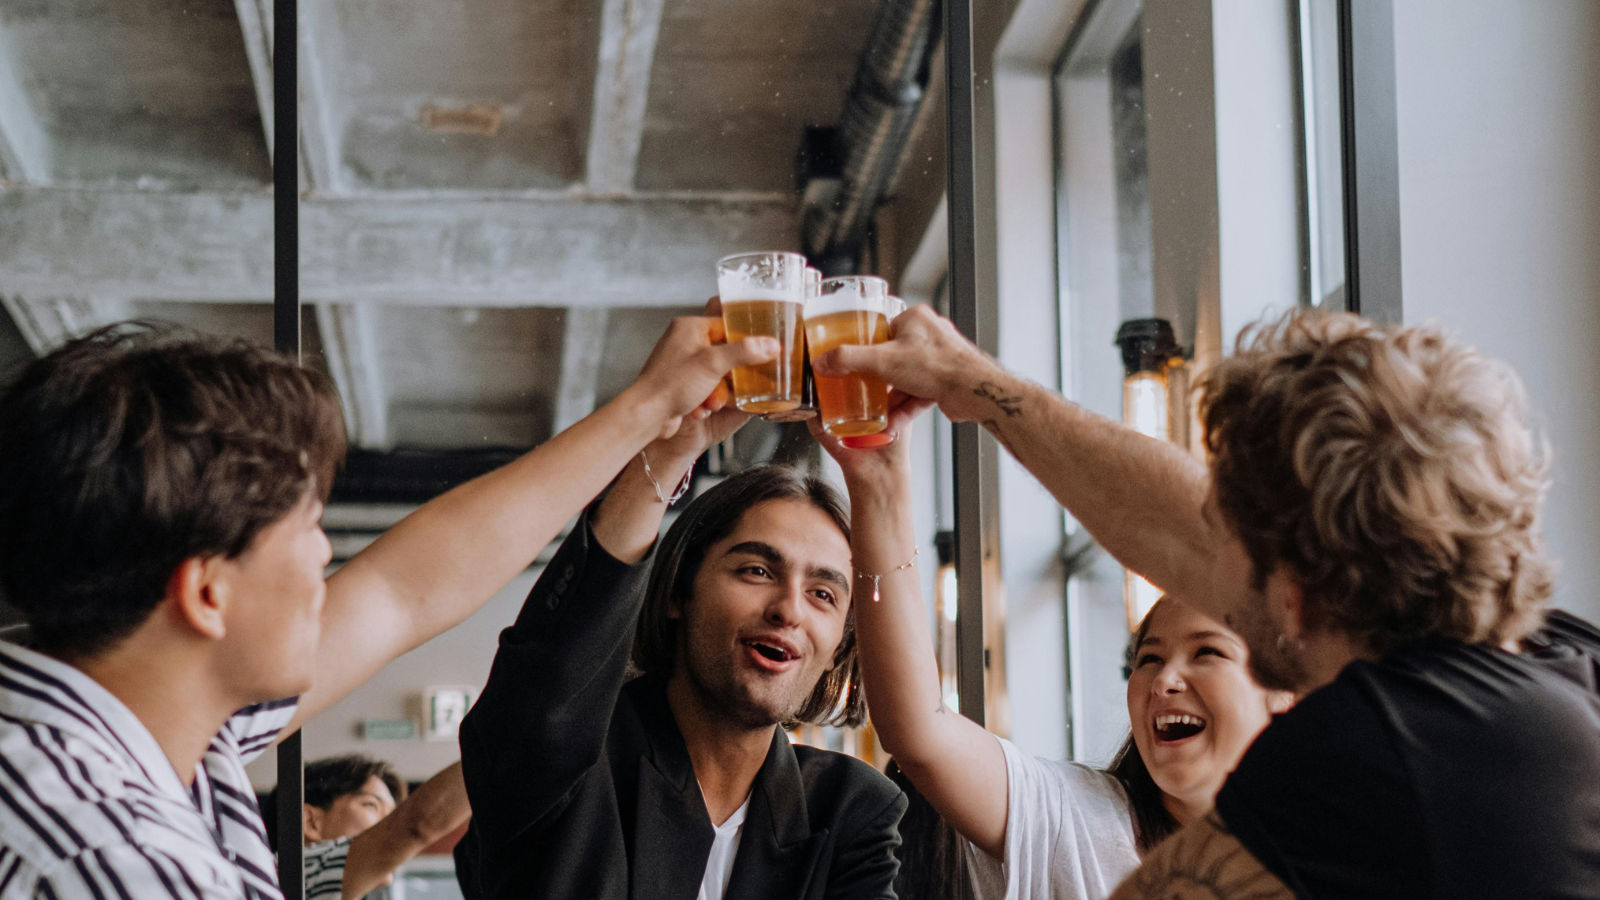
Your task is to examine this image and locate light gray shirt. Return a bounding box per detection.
[965,736,1140,900]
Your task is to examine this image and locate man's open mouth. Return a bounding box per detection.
[743,640,798,663]
[1153,713,1206,742]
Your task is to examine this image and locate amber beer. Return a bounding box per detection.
[806,277,902,437]
[760,266,823,422]
[717,252,808,414]
[720,294,805,414]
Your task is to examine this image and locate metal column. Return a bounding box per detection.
[945,0,1006,730]
[272,1,304,896]
[1337,0,1403,322]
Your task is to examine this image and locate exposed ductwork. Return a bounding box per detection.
[802,0,941,275]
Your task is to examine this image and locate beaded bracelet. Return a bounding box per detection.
[855,547,919,603]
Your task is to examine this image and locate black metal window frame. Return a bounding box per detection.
[1037,0,1402,756]
[1336,0,1402,321]
[946,0,1006,730]
[271,2,304,897]
[267,0,1407,889]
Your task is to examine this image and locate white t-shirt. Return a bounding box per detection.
[965,736,1140,900]
[697,795,752,900]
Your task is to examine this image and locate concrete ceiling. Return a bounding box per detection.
[0,0,888,504]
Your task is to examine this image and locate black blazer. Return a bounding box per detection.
[455,510,906,899]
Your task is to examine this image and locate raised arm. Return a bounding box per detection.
[457,408,746,845]
[813,305,1223,623]
[341,761,469,899]
[811,403,1010,859]
[285,317,776,735]
[588,407,747,565]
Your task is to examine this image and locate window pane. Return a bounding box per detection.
[1301,0,1348,310]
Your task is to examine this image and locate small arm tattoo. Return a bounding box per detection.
[1109,812,1293,900]
[973,381,1023,417]
[978,420,1020,458]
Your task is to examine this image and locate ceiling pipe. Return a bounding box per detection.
[801,0,941,276]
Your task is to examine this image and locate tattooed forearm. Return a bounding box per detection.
[978,420,1020,458]
[973,382,1023,417]
[1108,813,1293,900]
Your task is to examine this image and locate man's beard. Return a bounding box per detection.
[1229,585,1312,693]
[679,620,819,730]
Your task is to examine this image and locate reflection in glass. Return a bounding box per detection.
[2,0,944,886]
[1110,20,1154,326]
[1299,0,1348,309]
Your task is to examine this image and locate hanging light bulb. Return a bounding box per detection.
[1115,318,1186,632]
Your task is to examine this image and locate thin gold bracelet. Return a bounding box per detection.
[855,547,919,603]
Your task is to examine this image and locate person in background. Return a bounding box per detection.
[295,755,469,900]
[454,407,906,899]
[0,317,770,899]
[809,403,1291,899]
[817,306,1600,897]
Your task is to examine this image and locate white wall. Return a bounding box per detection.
[990,0,1095,764]
[248,571,535,789]
[1212,0,1302,349]
[1055,60,1137,766]
[1393,0,1600,624]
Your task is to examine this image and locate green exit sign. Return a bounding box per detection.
[362,717,418,741]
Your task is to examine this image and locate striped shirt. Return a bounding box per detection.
[302,838,391,900]
[0,640,295,899]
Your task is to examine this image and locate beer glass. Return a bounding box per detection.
[716,251,807,414]
[806,276,903,438]
[763,267,821,422]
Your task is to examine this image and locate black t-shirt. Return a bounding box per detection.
[1215,611,1600,898]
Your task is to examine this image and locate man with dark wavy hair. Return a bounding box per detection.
[819,306,1600,897]
[293,755,467,900]
[454,410,905,900]
[0,318,773,899]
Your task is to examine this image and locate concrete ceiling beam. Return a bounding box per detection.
[315,302,392,449]
[0,188,799,307]
[0,28,50,185]
[232,0,276,161]
[232,0,341,192]
[295,4,343,193]
[584,0,668,195]
[0,295,119,354]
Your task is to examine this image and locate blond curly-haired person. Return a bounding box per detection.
[817,307,1600,899]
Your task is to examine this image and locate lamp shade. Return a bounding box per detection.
[1115,317,1185,631]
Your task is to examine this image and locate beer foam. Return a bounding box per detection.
[809,286,890,316]
[718,285,800,303]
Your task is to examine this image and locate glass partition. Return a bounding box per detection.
[0,0,946,892]
[0,0,278,613]
[277,0,938,888]
[1049,0,1346,763]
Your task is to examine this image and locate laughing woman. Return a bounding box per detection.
[814,405,1293,899]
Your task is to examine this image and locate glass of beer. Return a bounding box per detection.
[763,268,822,422]
[806,276,903,438]
[716,251,808,415]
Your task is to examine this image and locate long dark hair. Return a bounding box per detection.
[629,465,866,727]
[885,758,969,899]
[1108,599,1179,853]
